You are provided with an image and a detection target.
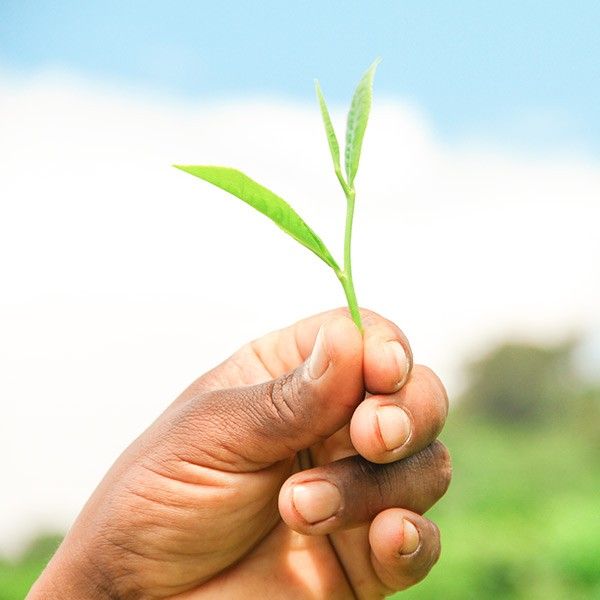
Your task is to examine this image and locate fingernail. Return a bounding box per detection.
[387,341,409,389]
[308,326,329,380]
[400,519,420,554]
[292,480,341,524]
[376,405,412,451]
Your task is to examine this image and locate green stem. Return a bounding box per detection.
[336,187,363,331]
[335,167,351,197]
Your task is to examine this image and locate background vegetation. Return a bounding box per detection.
[4,340,599,600]
[395,339,600,599]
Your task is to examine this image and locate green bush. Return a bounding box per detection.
[0,534,61,600]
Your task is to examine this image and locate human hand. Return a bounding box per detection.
[29,309,451,599]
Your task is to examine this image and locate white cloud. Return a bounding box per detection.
[1,72,599,553]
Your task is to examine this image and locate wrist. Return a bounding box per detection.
[27,537,115,600]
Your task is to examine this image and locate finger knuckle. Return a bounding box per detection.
[265,370,309,437]
[357,459,389,505]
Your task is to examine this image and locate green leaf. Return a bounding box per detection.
[174,165,339,270]
[315,80,342,176]
[344,58,381,187]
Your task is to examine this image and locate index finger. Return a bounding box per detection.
[361,310,413,394]
[285,308,413,388]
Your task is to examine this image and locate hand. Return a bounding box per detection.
[29,309,451,599]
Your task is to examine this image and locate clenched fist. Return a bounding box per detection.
[29,309,451,599]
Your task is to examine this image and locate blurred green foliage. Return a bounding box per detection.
[0,534,61,600]
[459,338,579,424]
[5,340,599,599]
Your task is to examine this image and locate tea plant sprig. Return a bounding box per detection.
[175,59,380,331]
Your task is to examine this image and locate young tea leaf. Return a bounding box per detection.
[344,58,381,187]
[174,165,339,270]
[315,80,342,176]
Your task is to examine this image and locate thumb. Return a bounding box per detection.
[170,315,363,469]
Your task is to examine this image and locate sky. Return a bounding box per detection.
[1,2,599,554]
[1,1,600,153]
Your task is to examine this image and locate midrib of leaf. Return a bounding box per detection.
[174,165,339,271]
[344,58,380,187]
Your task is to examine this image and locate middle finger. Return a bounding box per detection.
[350,365,449,464]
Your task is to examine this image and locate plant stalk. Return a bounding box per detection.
[336,187,363,331]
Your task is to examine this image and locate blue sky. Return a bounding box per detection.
[1,0,599,152]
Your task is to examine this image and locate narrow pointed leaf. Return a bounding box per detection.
[315,80,342,176]
[174,165,339,270]
[344,58,380,186]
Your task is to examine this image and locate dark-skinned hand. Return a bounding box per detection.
[29,309,451,599]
